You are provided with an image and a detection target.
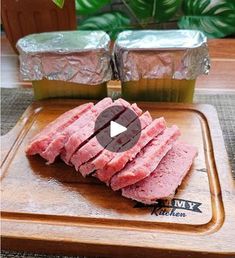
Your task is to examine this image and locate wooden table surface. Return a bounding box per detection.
[1,35,235,92]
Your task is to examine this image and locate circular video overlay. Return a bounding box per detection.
[94,105,141,153]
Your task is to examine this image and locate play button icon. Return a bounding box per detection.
[110,121,127,138]
[94,105,141,153]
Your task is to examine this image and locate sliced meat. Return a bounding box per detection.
[95,117,166,184]
[61,98,138,164]
[25,102,93,156]
[40,97,113,164]
[79,111,152,176]
[110,125,180,191]
[70,104,143,171]
[122,142,198,204]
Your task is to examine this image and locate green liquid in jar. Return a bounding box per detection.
[32,79,107,100]
[122,78,196,103]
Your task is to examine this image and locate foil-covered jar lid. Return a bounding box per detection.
[17,31,112,85]
[114,30,210,81]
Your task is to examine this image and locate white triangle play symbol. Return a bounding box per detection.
[110,121,127,138]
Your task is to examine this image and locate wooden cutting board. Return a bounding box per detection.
[1,99,235,257]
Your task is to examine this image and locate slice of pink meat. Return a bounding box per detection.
[40,97,113,164]
[110,125,180,191]
[79,111,152,177]
[25,102,93,156]
[70,104,143,171]
[95,117,166,184]
[61,98,136,164]
[122,142,198,204]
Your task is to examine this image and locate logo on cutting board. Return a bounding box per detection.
[134,198,202,217]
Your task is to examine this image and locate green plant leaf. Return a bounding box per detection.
[52,0,65,8]
[227,0,235,9]
[127,0,181,22]
[178,0,235,38]
[156,0,182,22]
[127,0,153,20]
[75,0,110,15]
[78,12,131,39]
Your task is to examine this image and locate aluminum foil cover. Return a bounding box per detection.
[17,31,112,85]
[114,30,210,81]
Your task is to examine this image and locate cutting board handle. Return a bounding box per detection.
[1,104,42,166]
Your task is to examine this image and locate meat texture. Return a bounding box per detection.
[61,98,138,164]
[79,111,152,177]
[70,103,143,171]
[25,102,93,156]
[26,98,198,205]
[110,125,180,191]
[95,117,166,184]
[122,142,198,204]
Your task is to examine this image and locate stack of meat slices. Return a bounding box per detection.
[26,98,197,204]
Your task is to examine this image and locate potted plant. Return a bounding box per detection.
[56,0,235,39]
[2,0,235,53]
